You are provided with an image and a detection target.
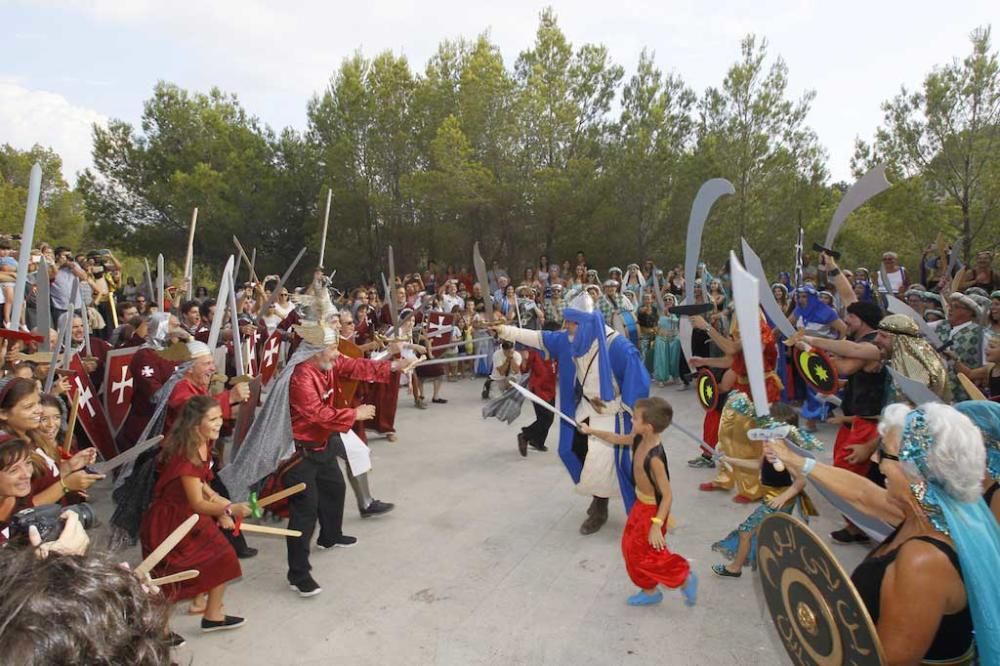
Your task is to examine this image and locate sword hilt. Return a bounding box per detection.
[811,243,841,261]
[248,491,262,519]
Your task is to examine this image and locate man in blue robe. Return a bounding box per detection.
[496,294,650,534]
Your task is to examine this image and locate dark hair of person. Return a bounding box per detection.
[542,320,561,332]
[0,436,30,472]
[635,397,673,433]
[199,298,217,320]
[180,300,199,316]
[160,394,218,466]
[0,547,172,665]
[769,401,800,427]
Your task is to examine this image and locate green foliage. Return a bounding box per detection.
[855,26,1000,266]
[19,10,994,286]
[0,144,86,248]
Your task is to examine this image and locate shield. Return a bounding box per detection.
[102,347,137,435]
[696,369,719,411]
[757,513,885,665]
[258,330,283,386]
[793,347,839,395]
[426,312,454,358]
[68,354,118,460]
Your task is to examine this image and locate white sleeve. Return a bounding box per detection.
[496,325,543,349]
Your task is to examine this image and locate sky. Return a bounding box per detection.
[2,0,998,184]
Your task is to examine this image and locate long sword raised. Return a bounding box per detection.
[9,163,41,330]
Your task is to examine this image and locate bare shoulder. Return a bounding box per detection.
[892,538,961,586]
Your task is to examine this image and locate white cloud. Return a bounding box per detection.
[0,79,106,182]
[7,0,999,183]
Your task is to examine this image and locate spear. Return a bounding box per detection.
[183,208,198,298]
[318,187,332,269]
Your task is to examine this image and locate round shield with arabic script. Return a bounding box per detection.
[696,369,719,411]
[756,513,885,666]
[794,347,839,395]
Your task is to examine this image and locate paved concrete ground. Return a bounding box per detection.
[91,379,870,665]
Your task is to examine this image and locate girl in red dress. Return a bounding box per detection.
[140,395,250,633]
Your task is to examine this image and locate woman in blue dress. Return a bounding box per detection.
[653,294,682,385]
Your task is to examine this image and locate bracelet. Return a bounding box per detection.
[224,503,233,517]
[59,478,70,495]
[650,517,664,525]
[802,458,817,477]
[827,268,841,278]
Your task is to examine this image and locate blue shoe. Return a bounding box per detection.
[681,571,699,607]
[626,589,664,606]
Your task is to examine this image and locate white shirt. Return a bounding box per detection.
[490,349,522,381]
[442,293,465,314]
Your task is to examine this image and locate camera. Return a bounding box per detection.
[10,503,97,543]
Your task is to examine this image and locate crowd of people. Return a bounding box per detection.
[0,224,999,665]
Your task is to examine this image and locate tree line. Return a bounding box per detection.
[4,10,999,287]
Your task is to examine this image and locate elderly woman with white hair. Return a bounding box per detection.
[764,402,1000,665]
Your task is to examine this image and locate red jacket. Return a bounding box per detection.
[164,377,235,436]
[289,356,391,445]
[524,349,557,402]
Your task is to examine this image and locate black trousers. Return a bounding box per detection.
[521,400,554,447]
[283,436,347,583]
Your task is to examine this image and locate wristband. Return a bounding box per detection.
[650,517,664,525]
[827,268,841,278]
[802,457,817,477]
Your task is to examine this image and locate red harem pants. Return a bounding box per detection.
[702,408,721,449]
[621,500,690,590]
[833,417,877,476]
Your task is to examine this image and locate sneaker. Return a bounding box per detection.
[687,455,715,469]
[698,482,724,492]
[830,528,871,545]
[234,544,259,559]
[626,589,664,606]
[289,576,323,598]
[681,571,699,607]
[732,494,754,504]
[201,615,246,632]
[528,440,548,452]
[432,398,448,404]
[360,499,395,518]
[169,632,186,648]
[711,563,741,578]
[317,534,358,549]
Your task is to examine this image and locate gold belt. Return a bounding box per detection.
[636,489,657,505]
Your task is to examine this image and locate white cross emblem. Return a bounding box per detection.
[263,337,279,368]
[112,366,133,405]
[73,378,96,418]
[141,365,154,378]
[427,317,450,339]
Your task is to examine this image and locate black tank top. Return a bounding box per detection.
[842,331,887,417]
[850,528,973,661]
[985,481,998,508]
[989,368,1000,400]
[760,458,792,488]
[632,436,670,504]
